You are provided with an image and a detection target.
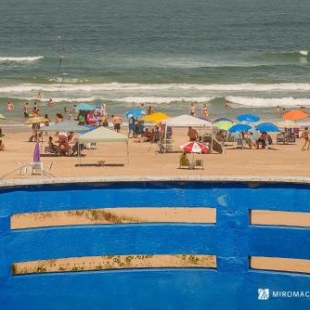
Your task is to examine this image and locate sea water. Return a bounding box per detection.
[1,0,310,124]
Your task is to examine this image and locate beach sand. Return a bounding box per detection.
[0,126,309,179]
[1,126,310,274]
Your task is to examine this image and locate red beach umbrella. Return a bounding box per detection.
[181,141,209,154]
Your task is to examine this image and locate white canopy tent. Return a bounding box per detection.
[78,127,129,164]
[163,114,214,153]
[164,114,213,128]
[38,121,90,132]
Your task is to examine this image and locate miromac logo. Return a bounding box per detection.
[258,288,270,300]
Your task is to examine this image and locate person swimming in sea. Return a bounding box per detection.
[224,99,232,108]
[6,101,14,111]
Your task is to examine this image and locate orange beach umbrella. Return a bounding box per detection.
[282,109,308,120]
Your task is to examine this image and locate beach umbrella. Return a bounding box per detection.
[181,141,209,154]
[37,121,90,132]
[25,117,49,124]
[213,117,233,123]
[236,113,260,123]
[213,119,233,131]
[282,109,308,120]
[228,123,252,133]
[180,141,209,163]
[33,142,41,163]
[0,112,6,120]
[142,112,170,123]
[125,108,146,118]
[255,122,280,132]
[76,103,94,111]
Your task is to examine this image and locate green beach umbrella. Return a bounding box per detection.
[0,112,6,120]
[213,120,233,131]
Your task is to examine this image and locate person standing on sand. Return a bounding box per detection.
[112,114,122,133]
[301,127,310,151]
[187,127,199,141]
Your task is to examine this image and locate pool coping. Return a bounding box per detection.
[1,175,310,188]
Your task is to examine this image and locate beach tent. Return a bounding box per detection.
[163,114,214,153]
[165,114,213,128]
[78,127,129,164]
[38,121,90,132]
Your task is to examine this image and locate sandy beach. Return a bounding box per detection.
[0,125,309,179]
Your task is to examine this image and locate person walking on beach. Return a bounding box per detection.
[189,103,196,116]
[301,127,310,151]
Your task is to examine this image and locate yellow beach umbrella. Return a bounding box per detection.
[142,112,170,123]
[25,117,49,124]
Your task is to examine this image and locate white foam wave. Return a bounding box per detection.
[228,96,310,108]
[5,95,215,105]
[3,82,310,93]
[115,96,214,104]
[0,56,43,63]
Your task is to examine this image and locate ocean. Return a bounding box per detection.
[1,0,310,125]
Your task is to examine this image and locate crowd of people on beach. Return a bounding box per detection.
[1,97,310,158]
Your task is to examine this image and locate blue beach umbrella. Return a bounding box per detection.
[125,108,146,118]
[228,123,252,133]
[255,122,280,132]
[76,103,94,111]
[236,114,260,123]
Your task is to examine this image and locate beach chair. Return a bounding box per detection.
[31,162,43,175]
[276,133,284,144]
[194,159,204,169]
[287,133,296,144]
